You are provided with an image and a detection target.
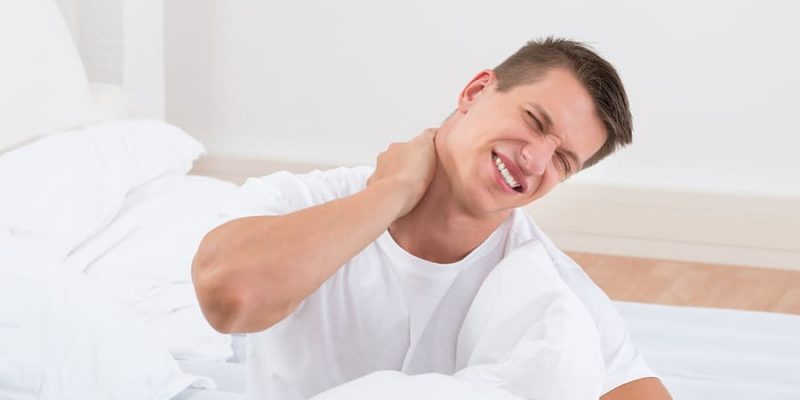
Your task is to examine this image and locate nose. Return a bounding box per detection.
[520,138,558,176]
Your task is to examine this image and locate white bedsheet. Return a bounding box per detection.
[617,301,800,400]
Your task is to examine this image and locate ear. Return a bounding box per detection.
[457,70,496,113]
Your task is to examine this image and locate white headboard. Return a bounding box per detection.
[55,0,164,120]
[0,0,162,154]
[0,0,89,153]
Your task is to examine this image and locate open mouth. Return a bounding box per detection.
[492,152,523,193]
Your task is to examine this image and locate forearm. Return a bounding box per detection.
[193,179,406,333]
[601,378,672,400]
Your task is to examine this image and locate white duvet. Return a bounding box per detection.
[0,120,223,398]
[0,249,204,400]
[68,174,240,361]
[310,241,605,400]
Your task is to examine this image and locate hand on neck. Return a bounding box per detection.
[388,165,510,264]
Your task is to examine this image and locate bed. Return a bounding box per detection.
[2,1,799,399]
[6,149,800,399]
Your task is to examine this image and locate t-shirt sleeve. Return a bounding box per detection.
[222,166,375,219]
[556,265,658,395]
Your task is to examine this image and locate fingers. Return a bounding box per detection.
[420,128,438,141]
[366,128,440,213]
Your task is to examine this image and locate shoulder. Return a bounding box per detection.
[242,165,374,199]
[231,166,375,216]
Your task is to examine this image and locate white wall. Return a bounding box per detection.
[165,0,800,198]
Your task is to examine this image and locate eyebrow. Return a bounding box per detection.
[528,102,584,172]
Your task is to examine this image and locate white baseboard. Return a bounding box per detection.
[524,182,800,271]
[192,154,800,271]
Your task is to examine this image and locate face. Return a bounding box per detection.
[436,68,607,217]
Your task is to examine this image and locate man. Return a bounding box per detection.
[192,37,672,399]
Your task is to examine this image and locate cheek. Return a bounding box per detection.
[438,127,484,162]
[435,131,475,182]
[527,167,562,201]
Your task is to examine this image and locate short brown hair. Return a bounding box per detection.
[493,37,632,169]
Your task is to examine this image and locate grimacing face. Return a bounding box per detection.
[435,68,607,217]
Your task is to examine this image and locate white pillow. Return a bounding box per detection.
[0,0,89,153]
[0,119,205,259]
[306,241,605,400]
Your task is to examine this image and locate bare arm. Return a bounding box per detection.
[601,377,672,400]
[192,130,437,334]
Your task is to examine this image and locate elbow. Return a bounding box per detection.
[192,229,293,334]
[195,278,292,334]
[192,236,244,333]
[198,287,245,334]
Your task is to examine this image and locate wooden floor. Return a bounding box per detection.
[568,252,800,315]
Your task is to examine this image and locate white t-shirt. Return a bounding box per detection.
[231,166,656,400]
[377,216,511,362]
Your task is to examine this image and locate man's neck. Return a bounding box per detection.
[387,165,510,264]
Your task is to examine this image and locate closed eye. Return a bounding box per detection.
[525,110,545,134]
[524,108,579,176]
[556,152,572,175]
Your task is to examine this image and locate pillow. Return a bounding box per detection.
[0,119,205,259]
[307,238,607,400]
[0,0,89,153]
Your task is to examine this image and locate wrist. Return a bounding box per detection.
[364,178,416,220]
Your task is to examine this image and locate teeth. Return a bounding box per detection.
[493,154,521,189]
